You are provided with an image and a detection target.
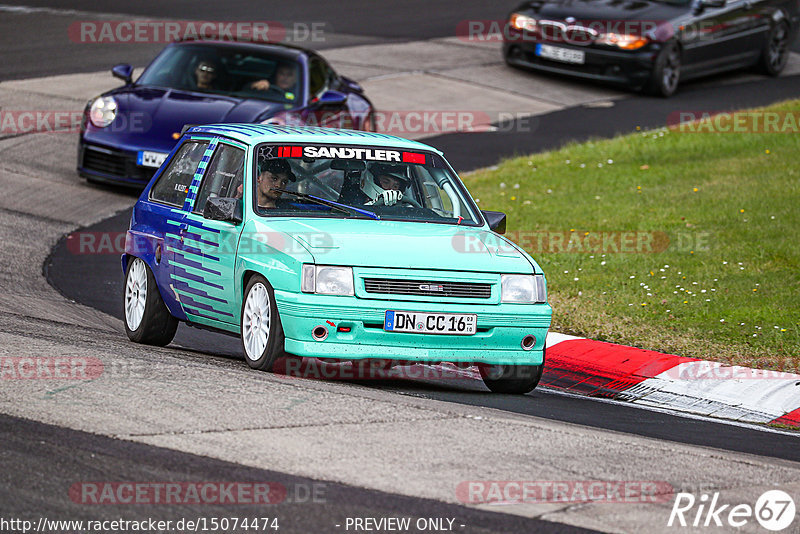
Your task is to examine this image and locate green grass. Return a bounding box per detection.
[463,99,800,371]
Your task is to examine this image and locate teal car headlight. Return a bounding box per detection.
[89,96,118,128]
[501,274,547,303]
[301,265,354,296]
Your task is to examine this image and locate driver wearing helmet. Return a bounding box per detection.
[363,164,410,206]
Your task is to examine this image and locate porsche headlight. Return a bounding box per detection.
[89,96,118,128]
[301,265,354,296]
[596,33,649,50]
[501,274,547,303]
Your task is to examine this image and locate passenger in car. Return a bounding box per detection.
[248,62,297,94]
[193,58,220,90]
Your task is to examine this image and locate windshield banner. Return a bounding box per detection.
[272,145,426,164]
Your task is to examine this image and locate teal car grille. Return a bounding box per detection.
[363,278,492,299]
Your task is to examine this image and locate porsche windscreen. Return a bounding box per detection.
[251,144,482,226]
[137,44,301,104]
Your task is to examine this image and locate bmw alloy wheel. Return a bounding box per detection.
[767,24,789,73]
[661,47,681,95]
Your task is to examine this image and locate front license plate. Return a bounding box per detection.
[536,44,586,65]
[384,311,477,335]
[137,150,168,168]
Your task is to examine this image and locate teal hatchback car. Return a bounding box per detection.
[123,124,552,393]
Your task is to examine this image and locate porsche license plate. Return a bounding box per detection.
[384,311,477,335]
[536,44,586,65]
[137,150,168,168]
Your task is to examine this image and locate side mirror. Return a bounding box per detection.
[481,210,507,235]
[316,90,348,106]
[112,64,133,85]
[340,76,364,93]
[204,197,242,225]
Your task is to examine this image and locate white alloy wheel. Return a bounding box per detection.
[125,258,148,331]
[243,282,271,361]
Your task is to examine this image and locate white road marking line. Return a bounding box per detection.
[0,3,142,18]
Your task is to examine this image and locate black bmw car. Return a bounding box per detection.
[502,0,799,96]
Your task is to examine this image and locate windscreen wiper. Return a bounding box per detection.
[273,189,379,220]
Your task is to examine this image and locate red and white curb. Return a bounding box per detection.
[543,333,800,428]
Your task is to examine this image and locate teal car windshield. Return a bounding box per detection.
[252,143,482,226]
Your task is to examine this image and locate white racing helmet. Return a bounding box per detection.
[361,164,409,199]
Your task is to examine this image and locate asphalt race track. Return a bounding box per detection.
[2,1,800,533]
[2,414,594,534]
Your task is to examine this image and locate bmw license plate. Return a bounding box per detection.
[137,150,168,168]
[536,44,586,65]
[384,311,477,335]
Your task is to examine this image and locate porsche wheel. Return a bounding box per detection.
[124,257,178,346]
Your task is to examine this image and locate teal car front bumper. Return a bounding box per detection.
[275,291,551,366]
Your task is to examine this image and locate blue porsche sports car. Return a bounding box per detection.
[78,39,375,187]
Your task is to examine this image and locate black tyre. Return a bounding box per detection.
[479,355,545,394]
[645,42,681,97]
[240,274,285,371]
[123,256,178,346]
[758,22,790,76]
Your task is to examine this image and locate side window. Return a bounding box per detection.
[415,165,467,218]
[193,144,245,215]
[150,141,209,207]
[308,57,332,98]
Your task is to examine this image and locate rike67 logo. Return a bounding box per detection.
[668,490,796,531]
